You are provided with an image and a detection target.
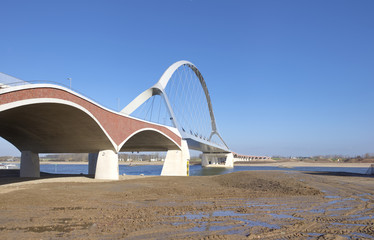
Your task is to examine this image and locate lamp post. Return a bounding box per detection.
[67,78,72,89]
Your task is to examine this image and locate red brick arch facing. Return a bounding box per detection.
[0,86,182,151]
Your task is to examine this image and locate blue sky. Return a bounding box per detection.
[0,0,373,157]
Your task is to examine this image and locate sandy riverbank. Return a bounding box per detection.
[235,161,374,168]
[0,170,373,239]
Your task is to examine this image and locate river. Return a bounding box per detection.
[37,164,370,176]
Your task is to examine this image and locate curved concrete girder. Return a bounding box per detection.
[121,60,229,150]
[1,85,182,152]
[0,100,116,153]
[118,128,181,152]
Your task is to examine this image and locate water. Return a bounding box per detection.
[41,164,371,176]
[39,164,370,176]
[269,213,303,220]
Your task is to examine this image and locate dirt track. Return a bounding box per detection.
[0,170,373,239]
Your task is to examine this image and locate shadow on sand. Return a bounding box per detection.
[0,169,94,186]
[305,171,374,178]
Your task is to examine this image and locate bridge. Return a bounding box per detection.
[0,61,261,180]
[233,153,271,162]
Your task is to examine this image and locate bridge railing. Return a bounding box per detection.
[0,72,28,88]
[0,79,119,113]
[0,79,70,89]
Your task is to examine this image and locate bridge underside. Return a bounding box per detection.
[185,138,230,153]
[0,103,115,153]
[120,130,180,152]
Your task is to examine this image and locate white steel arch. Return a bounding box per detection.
[121,60,229,150]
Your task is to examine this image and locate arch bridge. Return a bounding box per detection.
[0,61,236,179]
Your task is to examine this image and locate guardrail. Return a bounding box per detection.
[0,80,118,112]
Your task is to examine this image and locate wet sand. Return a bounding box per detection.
[0,170,373,239]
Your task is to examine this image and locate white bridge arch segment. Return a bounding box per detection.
[121,60,230,153]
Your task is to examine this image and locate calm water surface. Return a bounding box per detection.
[39,164,370,176]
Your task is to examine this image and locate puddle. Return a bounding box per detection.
[247,203,281,207]
[236,218,280,229]
[327,200,346,205]
[308,233,322,236]
[209,225,237,231]
[356,193,371,197]
[331,222,366,227]
[324,196,340,199]
[327,200,342,204]
[213,210,249,217]
[350,216,374,221]
[177,213,209,220]
[189,225,205,232]
[269,213,302,220]
[257,208,279,211]
[309,209,325,213]
[189,223,240,232]
[325,196,356,205]
[328,207,352,211]
[361,198,370,202]
[171,222,185,226]
[352,232,374,239]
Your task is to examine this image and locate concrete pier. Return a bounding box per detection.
[161,140,190,176]
[20,151,40,178]
[202,152,234,168]
[94,150,119,180]
[88,152,98,175]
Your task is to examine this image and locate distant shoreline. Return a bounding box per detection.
[38,161,165,166]
[1,160,372,168]
[234,161,373,168]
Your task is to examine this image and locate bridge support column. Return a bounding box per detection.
[202,153,234,168]
[20,151,40,178]
[88,153,98,175]
[94,150,119,180]
[161,140,190,176]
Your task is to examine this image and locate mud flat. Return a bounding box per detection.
[0,170,373,239]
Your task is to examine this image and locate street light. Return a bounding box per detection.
[67,78,72,89]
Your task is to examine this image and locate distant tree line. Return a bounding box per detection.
[271,153,374,163]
